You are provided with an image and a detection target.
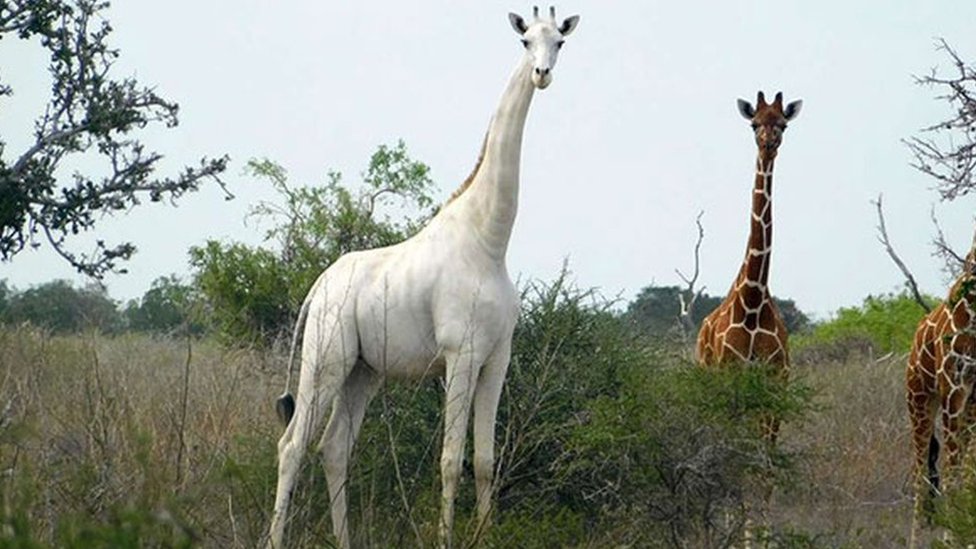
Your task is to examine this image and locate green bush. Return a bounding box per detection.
[794,292,934,358]
[565,361,813,547]
[122,275,205,336]
[933,458,976,548]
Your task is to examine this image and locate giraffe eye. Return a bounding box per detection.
[556,40,565,49]
[751,123,759,130]
[521,39,529,48]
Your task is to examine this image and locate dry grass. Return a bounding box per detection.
[775,350,917,547]
[0,326,283,547]
[0,327,935,547]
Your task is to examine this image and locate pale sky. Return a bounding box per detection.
[2,1,975,318]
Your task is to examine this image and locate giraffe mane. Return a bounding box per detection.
[444,132,489,206]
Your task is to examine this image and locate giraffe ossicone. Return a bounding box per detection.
[265,7,579,549]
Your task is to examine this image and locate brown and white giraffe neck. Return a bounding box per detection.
[448,56,535,260]
[733,155,776,296]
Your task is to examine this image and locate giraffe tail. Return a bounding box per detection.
[927,433,941,497]
[275,295,312,426]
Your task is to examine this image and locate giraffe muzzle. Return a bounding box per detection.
[532,67,553,89]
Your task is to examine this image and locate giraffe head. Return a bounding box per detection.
[508,6,579,90]
[737,91,802,159]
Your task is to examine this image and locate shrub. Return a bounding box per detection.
[566,361,814,547]
[794,292,934,360]
[933,457,976,547]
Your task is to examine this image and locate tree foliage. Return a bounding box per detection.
[189,141,435,346]
[0,0,228,278]
[189,242,292,345]
[1,279,120,333]
[795,291,936,358]
[567,362,811,547]
[625,285,722,339]
[122,275,201,335]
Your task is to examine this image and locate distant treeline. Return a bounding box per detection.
[0,275,810,341]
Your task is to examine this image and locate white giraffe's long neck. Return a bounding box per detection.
[455,56,535,259]
[735,156,775,292]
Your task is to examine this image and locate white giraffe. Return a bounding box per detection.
[266,7,579,549]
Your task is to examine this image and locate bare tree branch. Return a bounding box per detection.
[904,39,976,202]
[872,194,930,313]
[676,210,707,342]
[928,205,967,279]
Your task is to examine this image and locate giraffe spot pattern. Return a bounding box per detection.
[907,270,976,538]
[696,155,788,373]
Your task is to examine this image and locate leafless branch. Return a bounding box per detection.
[904,39,976,201]
[872,194,930,313]
[676,211,707,342]
[928,205,967,279]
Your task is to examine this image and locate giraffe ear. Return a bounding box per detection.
[558,15,580,36]
[508,13,528,35]
[784,99,803,121]
[737,99,756,120]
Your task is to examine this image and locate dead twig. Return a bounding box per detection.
[872,194,931,313]
[676,211,707,344]
[929,205,967,279]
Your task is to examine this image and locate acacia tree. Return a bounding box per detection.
[0,0,228,278]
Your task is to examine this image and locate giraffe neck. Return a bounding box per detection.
[734,156,776,294]
[450,56,535,259]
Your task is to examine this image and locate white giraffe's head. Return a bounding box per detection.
[508,6,579,90]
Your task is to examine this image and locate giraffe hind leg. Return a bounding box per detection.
[267,310,361,549]
[927,433,941,507]
[906,372,937,548]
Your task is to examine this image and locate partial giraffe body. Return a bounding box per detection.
[694,91,802,547]
[907,242,976,548]
[696,91,802,371]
